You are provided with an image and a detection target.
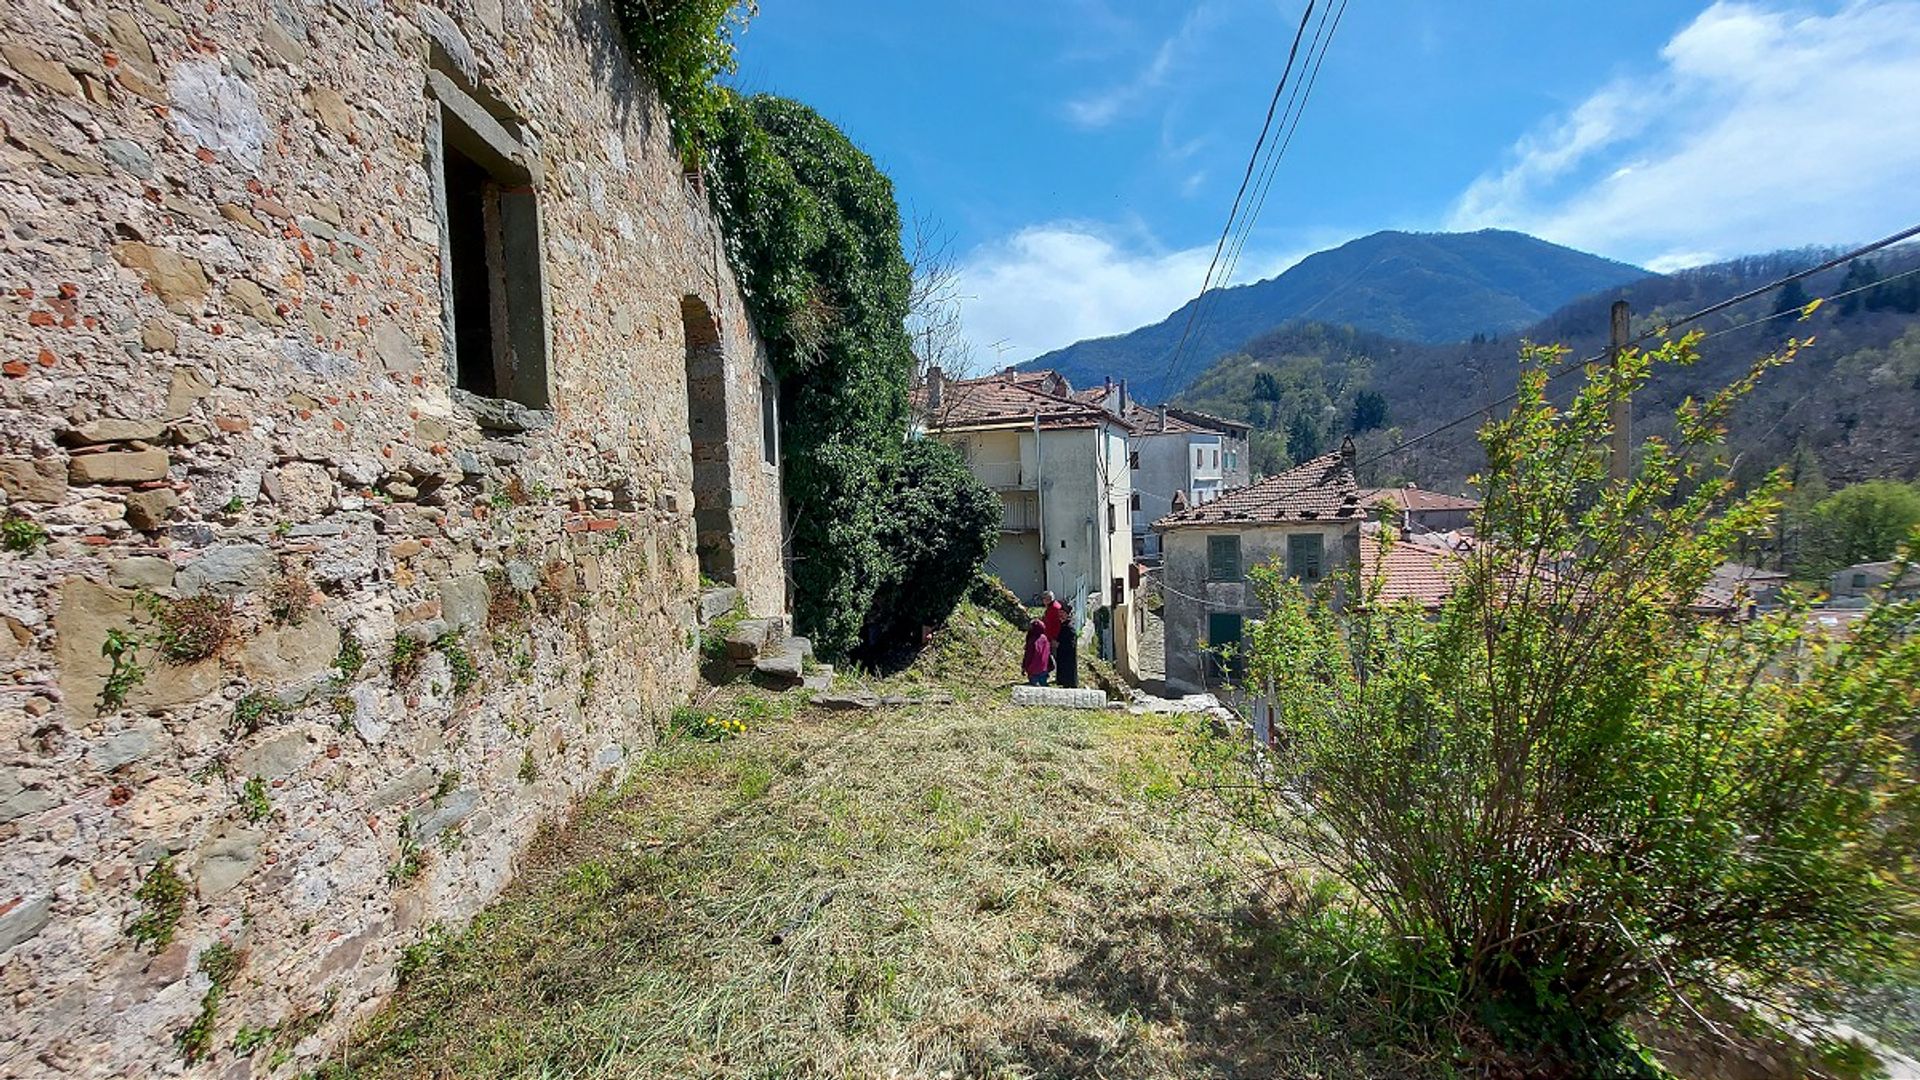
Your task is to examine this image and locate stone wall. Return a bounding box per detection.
[0,0,785,1074]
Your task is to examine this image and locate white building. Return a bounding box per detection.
[1074,383,1252,561]
[915,369,1139,669]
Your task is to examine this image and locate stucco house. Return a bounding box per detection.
[1828,559,1920,606]
[1153,439,1364,696]
[1074,382,1251,560]
[914,368,1138,666]
[1360,484,1481,536]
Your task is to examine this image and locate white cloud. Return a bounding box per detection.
[1064,5,1219,129]
[953,222,1310,364]
[1448,1,1920,265]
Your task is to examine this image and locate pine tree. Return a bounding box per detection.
[1837,259,1881,317]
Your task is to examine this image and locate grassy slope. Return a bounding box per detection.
[316,606,1442,1079]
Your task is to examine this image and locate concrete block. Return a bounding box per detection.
[1011,686,1110,710]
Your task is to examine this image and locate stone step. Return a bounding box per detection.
[723,617,780,661]
[752,634,812,685]
[698,586,741,626]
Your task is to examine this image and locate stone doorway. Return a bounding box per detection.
[682,295,735,585]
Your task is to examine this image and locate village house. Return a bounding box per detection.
[1075,382,1252,562]
[0,1,788,1074]
[1828,559,1920,606]
[1153,439,1364,698]
[915,368,1138,667]
[1691,562,1792,618]
[1359,483,1481,536]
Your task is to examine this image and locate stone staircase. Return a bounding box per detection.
[697,586,831,689]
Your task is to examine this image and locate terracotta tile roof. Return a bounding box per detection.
[1358,486,1482,514]
[1122,405,1215,435]
[915,371,1132,432]
[1164,406,1251,437]
[1153,441,1360,528]
[1360,534,1463,609]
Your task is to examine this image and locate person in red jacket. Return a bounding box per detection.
[1041,590,1064,642]
[1022,618,1052,686]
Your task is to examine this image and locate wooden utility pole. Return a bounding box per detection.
[1608,300,1631,483]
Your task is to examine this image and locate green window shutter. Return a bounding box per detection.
[1207,535,1240,581]
[1288,533,1324,581]
[1206,612,1244,681]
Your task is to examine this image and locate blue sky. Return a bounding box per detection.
[730,1,1920,364]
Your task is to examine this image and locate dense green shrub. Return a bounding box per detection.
[1206,333,1920,1062]
[610,0,755,163]
[706,93,920,657]
[866,439,1001,648]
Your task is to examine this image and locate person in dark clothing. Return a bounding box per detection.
[1054,606,1078,688]
[1022,619,1052,686]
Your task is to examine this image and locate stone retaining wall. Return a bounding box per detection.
[0,0,784,1074]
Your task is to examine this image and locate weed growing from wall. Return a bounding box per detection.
[390,637,426,685]
[138,591,234,663]
[98,628,144,711]
[239,777,271,823]
[2,512,47,552]
[127,857,187,952]
[178,940,241,1064]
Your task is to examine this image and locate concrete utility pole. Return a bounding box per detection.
[1608,299,1632,484]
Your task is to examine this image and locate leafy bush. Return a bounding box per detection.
[610,0,755,163]
[707,93,916,658]
[865,439,1001,649]
[1214,333,1920,1061]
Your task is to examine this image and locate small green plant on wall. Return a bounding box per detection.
[99,629,145,711]
[2,512,48,552]
[126,857,188,952]
[239,777,271,823]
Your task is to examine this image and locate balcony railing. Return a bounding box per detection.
[1001,496,1039,532]
[970,460,1030,490]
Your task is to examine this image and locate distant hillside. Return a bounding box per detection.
[1172,245,1920,494]
[1022,229,1648,401]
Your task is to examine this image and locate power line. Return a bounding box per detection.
[1176,0,1350,393]
[1354,224,1920,470]
[1699,262,1920,341]
[1154,1,1320,398]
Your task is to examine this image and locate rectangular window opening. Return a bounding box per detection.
[437,99,548,409]
[1288,533,1324,582]
[760,372,779,463]
[1208,534,1241,581]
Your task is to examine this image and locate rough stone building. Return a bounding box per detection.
[0,0,785,1074]
[1153,440,1363,698]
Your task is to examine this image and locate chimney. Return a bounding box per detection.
[1104,375,1112,392]
[1119,379,1129,413]
[1158,404,1167,432]
[1340,435,1356,470]
[926,365,943,409]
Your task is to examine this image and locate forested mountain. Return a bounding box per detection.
[1171,245,1920,496]
[1022,229,1648,401]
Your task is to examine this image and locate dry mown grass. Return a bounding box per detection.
[315,609,1447,1080]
